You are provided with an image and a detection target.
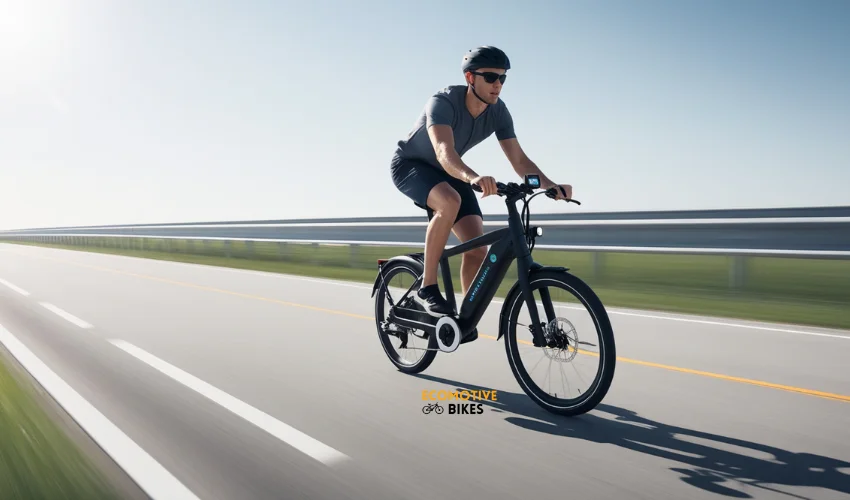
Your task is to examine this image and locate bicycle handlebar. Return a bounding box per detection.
[470,181,581,205]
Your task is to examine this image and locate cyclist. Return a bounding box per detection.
[390,46,573,321]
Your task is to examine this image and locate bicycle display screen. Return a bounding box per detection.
[525,175,540,188]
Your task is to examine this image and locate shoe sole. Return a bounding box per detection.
[414,297,453,318]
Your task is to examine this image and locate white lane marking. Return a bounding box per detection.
[483,296,850,339]
[3,242,374,290]
[39,302,93,329]
[487,298,850,339]
[109,339,351,467]
[0,324,200,500]
[0,277,30,296]
[604,310,850,339]
[11,244,849,339]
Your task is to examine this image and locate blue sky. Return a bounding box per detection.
[1,0,848,229]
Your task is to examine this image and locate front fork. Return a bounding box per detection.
[516,254,553,347]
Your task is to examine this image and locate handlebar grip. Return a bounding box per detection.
[470,182,507,195]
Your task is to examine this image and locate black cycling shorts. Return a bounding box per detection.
[391,156,483,223]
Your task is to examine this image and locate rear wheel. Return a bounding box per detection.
[374,261,437,373]
[501,270,616,416]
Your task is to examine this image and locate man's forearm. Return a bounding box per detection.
[435,144,479,183]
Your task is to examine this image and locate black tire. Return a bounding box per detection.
[374,261,437,374]
[501,269,616,416]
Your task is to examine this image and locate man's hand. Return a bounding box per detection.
[548,183,573,201]
[470,175,498,197]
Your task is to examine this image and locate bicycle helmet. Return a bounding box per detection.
[461,46,511,74]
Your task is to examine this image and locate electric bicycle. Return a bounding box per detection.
[371,175,616,416]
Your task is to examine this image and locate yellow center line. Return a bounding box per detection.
[18,252,850,405]
[512,338,850,403]
[25,254,373,321]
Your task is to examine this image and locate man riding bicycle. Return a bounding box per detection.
[390,46,573,322]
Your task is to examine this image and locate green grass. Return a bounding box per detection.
[5,238,850,330]
[0,357,122,499]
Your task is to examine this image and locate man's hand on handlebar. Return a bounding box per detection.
[470,175,499,197]
[546,183,573,201]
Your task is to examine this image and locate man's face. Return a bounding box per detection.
[466,67,506,104]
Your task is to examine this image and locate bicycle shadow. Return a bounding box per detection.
[411,373,850,499]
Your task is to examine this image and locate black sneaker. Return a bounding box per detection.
[416,284,454,317]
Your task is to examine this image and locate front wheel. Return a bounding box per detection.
[501,269,616,416]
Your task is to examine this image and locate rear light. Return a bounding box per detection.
[377,259,388,267]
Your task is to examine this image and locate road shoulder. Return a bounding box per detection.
[0,344,149,500]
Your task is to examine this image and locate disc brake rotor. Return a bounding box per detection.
[542,317,579,362]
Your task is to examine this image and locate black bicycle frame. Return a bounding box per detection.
[386,188,550,346]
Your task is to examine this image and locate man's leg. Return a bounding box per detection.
[422,182,460,286]
[451,214,487,296]
[450,192,486,343]
[412,181,460,316]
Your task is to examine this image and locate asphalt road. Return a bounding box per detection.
[1,242,849,500]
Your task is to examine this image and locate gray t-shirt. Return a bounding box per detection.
[394,85,516,171]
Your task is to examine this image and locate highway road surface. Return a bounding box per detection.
[1,242,849,500]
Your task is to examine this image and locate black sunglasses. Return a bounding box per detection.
[471,71,507,84]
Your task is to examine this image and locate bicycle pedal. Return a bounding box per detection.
[460,328,478,344]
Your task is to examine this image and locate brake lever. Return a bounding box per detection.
[545,188,581,205]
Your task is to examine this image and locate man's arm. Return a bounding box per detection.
[428,125,478,183]
[499,138,557,188]
[428,125,499,197]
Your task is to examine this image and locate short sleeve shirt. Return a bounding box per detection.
[394,85,516,171]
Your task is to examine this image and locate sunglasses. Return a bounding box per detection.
[471,71,507,84]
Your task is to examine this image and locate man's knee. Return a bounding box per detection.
[426,183,461,217]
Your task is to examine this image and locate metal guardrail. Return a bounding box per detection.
[2,208,849,259]
[2,232,850,259]
[2,208,849,291]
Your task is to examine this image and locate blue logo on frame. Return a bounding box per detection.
[489,254,497,263]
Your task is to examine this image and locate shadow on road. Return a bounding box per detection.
[412,373,850,499]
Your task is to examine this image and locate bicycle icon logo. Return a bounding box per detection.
[422,402,444,415]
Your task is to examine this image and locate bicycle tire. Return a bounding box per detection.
[374,261,437,374]
[501,269,616,416]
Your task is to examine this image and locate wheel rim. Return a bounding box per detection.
[375,264,431,367]
[506,277,609,410]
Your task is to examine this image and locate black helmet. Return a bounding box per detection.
[461,46,511,74]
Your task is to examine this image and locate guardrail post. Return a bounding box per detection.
[224,240,232,258]
[311,243,320,265]
[349,244,360,268]
[246,240,254,259]
[591,252,604,282]
[278,242,288,261]
[729,256,747,289]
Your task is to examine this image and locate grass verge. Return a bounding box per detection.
[4,239,850,330]
[0,355,123,499]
